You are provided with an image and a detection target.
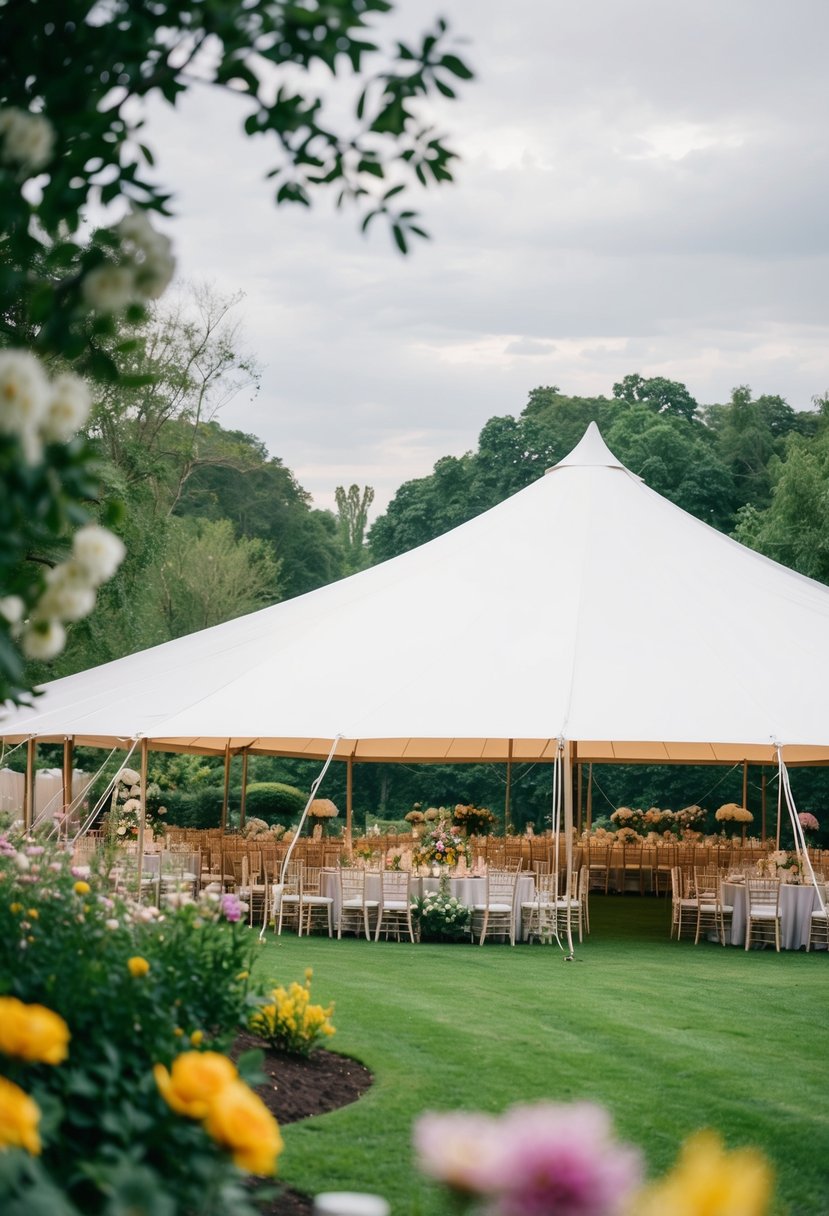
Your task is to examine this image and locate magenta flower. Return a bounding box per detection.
[220,893,243,923]
[414,1102,642,1216]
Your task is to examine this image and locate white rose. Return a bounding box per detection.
[81,263,136,313]
[22,619,66,660]
[119,767,140,785]
[0,107,55,173]
[0,349,50,446]
[117,207,175,299]
[0,596,24,625]
[123,799,141,813]
[72,524,126,584]
[105,918,120,930]
[34,561,96,622]
[41,373,92,443]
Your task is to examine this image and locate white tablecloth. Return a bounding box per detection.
[723,881,819,949]
[320,871,535,939]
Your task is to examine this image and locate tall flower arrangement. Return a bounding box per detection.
[412,815,471,870]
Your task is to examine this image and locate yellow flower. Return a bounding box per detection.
[190,1029,204,1047]
[0,1076,41,1155]
[236,970,250,982]
[73,880,90,895]
[154,1051,238,1119]
[26,909,38,919]
[9,903,22,915]
[635,1131,774,1216]
[0,996,70,1065]
[173,1027,183,1037]
[127,956,150,977]
[304,967,313,983]
[203,1078,283,1175]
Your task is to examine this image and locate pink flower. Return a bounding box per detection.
[494,1103,642,1216]
[414,1103,642,1216]
[414,1111,506,1193]
[798,812,820,832]
[220,894,243,923]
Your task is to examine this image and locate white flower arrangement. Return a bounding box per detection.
[715,803,753,823]
[0,107,55,173]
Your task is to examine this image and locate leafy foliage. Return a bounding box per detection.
[243,782,307,825]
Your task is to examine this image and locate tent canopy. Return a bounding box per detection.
[4,422,829,766]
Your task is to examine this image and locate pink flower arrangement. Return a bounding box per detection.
[414,1101,642,1216]
[798,812,819,833]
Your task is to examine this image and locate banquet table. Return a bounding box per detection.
[319,870,535,939]
[722,881,820,949]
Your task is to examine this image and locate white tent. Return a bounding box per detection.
[3,423,829,769]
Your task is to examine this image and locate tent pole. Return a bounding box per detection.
[136,738,149,902]
[761,769,767,843]
[586,762,593,833]
[239,749,249,829]
[576,762,583,835]
[775,765,783,850]
[23,737,35,832]
[221,742,231,833]
[562,739,575,957]
[742,759,748,811]
[504,739,513,833]
[62,736,74,839]
[345,753,354,854]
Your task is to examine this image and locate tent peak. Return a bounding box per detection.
[546,421,639,478]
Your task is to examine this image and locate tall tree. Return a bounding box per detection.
[0,0,471,704]
[335,484,375,573]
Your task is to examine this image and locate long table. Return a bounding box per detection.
[319,870,535,938]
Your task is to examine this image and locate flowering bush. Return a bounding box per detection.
[249,969,336,1057]
[412,887,472,942]
[414,1102,774,1216]
[715,803,754,824]
[0,832,276,1214]
[413,816,471,870]
[452,804,497,835]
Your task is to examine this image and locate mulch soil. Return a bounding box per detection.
[230,1032,374,1216]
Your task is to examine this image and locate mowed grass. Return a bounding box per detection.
[249,897,829,1215]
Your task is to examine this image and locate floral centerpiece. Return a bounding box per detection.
[764,850,803,883]
[674,804,707,836]
[412,816,471,871]
[798,811,820,842]
[405,807,425,832]
[452,803,497,835]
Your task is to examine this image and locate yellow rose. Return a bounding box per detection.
[635,1131,773,1216]
[0,1076,41,1155]
[203,1079,283,1175]
[154,1051,238,1119]
[73,880,90,895]
[0,996,70,1065]
[127,956,150,977]
[190,1030,204,1047]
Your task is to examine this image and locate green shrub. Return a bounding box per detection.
[244,783,306,825]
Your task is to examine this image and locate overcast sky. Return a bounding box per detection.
[143,0,829,516]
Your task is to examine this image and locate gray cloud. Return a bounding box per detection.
[139,0,829,517]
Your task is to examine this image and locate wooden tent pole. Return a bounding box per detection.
[345,753,354,853]
[239,749,249,829]
[586,762,593,833]
[221,743,231,833]
[136,738,149,901]
[761,769,767,844]
[23,737,35,832]
[742,759,748,810]
[504,739,513,832]
[62,736,74,838]
[562,740,575,954]
[576,762,583,835]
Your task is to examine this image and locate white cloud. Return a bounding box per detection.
[137,0,829,523]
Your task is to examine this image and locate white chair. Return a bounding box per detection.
[374,871,415,942]
[807,883,829,952]
[745,878,781,951]
[299,867,334,937]
[472,868,518,946]
[275,861,303,935]
[338,868,379,941]
[670,866,698,941]
[693,872,733,946]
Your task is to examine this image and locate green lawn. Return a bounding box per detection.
[249,897,829,1215]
